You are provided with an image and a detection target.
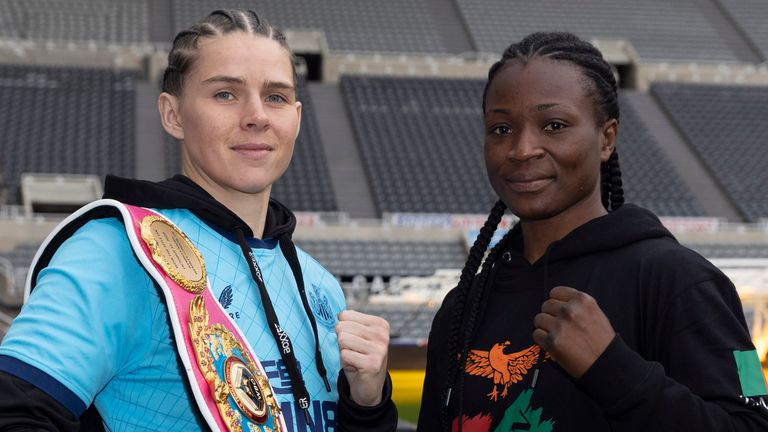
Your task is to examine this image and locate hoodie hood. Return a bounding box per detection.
[539,204,674,263]
[103,174,296,239]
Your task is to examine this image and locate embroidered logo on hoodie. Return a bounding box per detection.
[309,284,336,328]
[465,342,546,401]
[218,285,240,319]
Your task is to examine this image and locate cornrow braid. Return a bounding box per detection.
[441,200,507,431]
[601,150,624,211]
[162,9,295,96]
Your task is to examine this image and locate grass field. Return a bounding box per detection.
[391,370,424,424]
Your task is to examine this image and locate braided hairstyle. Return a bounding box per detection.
[162,9,295,96]
[442,32,623,430]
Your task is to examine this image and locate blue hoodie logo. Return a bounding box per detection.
[218,285,240,319]
[218,285,233,308]
[309,284,335,328]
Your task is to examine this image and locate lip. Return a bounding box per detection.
[505,176,554,193]
[231,143,273,160]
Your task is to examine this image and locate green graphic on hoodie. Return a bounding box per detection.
[494,389,554,432]
[734,350,768,397]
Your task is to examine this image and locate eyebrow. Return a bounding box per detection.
[486,103,566,115]
[201,75,245,85]
[536,103,558,111]
[200,76,295,92]
[264,80,295,91]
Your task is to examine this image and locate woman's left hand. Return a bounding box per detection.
[532,286,616,379]
[336,310,390,406]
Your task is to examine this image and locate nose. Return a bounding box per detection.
[241,97,270,130]
[507,126,543,162]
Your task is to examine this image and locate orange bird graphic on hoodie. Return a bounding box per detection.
[465,342,543,401]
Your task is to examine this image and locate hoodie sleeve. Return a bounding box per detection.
[336,370,398,432]
[576,276,768,431]
[0,369,81,431]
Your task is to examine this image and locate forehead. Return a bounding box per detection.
[485,57,592,109]
[188,32,294,84]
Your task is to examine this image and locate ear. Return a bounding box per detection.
[599,118,618,162]
[294,100,303,140]
[158,92,184,140]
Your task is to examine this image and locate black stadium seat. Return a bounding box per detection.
[0,64,137,205]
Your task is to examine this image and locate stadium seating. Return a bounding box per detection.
[299,239,467,278]
[340,75,497,215]
[651,83,768,222]
[455,0,740,62]
[716,0,768,60]
[171,0,449,54]
[0,64,136,205]
[616,94,705,216]
[0,243,37,306]
[357,303,438,340]
[0,0,148,43]
[686,243,768,259]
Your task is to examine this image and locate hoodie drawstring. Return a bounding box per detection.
[233,227,330,426]
[279,236,332,393]
[530,248,553,389]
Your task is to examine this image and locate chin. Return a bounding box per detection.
[507,203,561,222]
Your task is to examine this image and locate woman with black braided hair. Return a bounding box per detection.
[418,32,768,431]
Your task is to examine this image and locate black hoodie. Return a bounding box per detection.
[0,175,397,432]
[419,204,768,431]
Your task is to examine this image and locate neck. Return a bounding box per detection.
[221,191,270,239]
[184,173,271,238]
[519,196,607,263]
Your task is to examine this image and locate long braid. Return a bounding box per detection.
[453,228,514,431]
[601,150,624,211]
[441,200,506,431]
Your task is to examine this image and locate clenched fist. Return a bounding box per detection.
[532,286,615,379]
[336,310,390,406]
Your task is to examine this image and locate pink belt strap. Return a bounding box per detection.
[112,201,287,432]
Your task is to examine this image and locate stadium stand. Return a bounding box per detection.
[0,0,149,43]
[0,64,136,205]
[0,243,36,307]
[687,244,768,259]
[455,0,740,62]
[20,173,102,214]
[651,83,768,222]
[171,0,449,54]
[357,303,438,341]
[0,256,18,308]
[300,239,467,278]
[616,93,705,216]
[340,75,497,215]
[716,0,768,61]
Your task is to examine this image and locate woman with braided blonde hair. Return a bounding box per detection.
[0,10,396,431]
[418,31,768,431]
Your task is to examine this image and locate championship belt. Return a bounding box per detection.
[28,200,287,432]
[131,205,287,432]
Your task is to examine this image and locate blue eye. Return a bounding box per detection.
[214,91,235,101]
[266,94,288,104]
